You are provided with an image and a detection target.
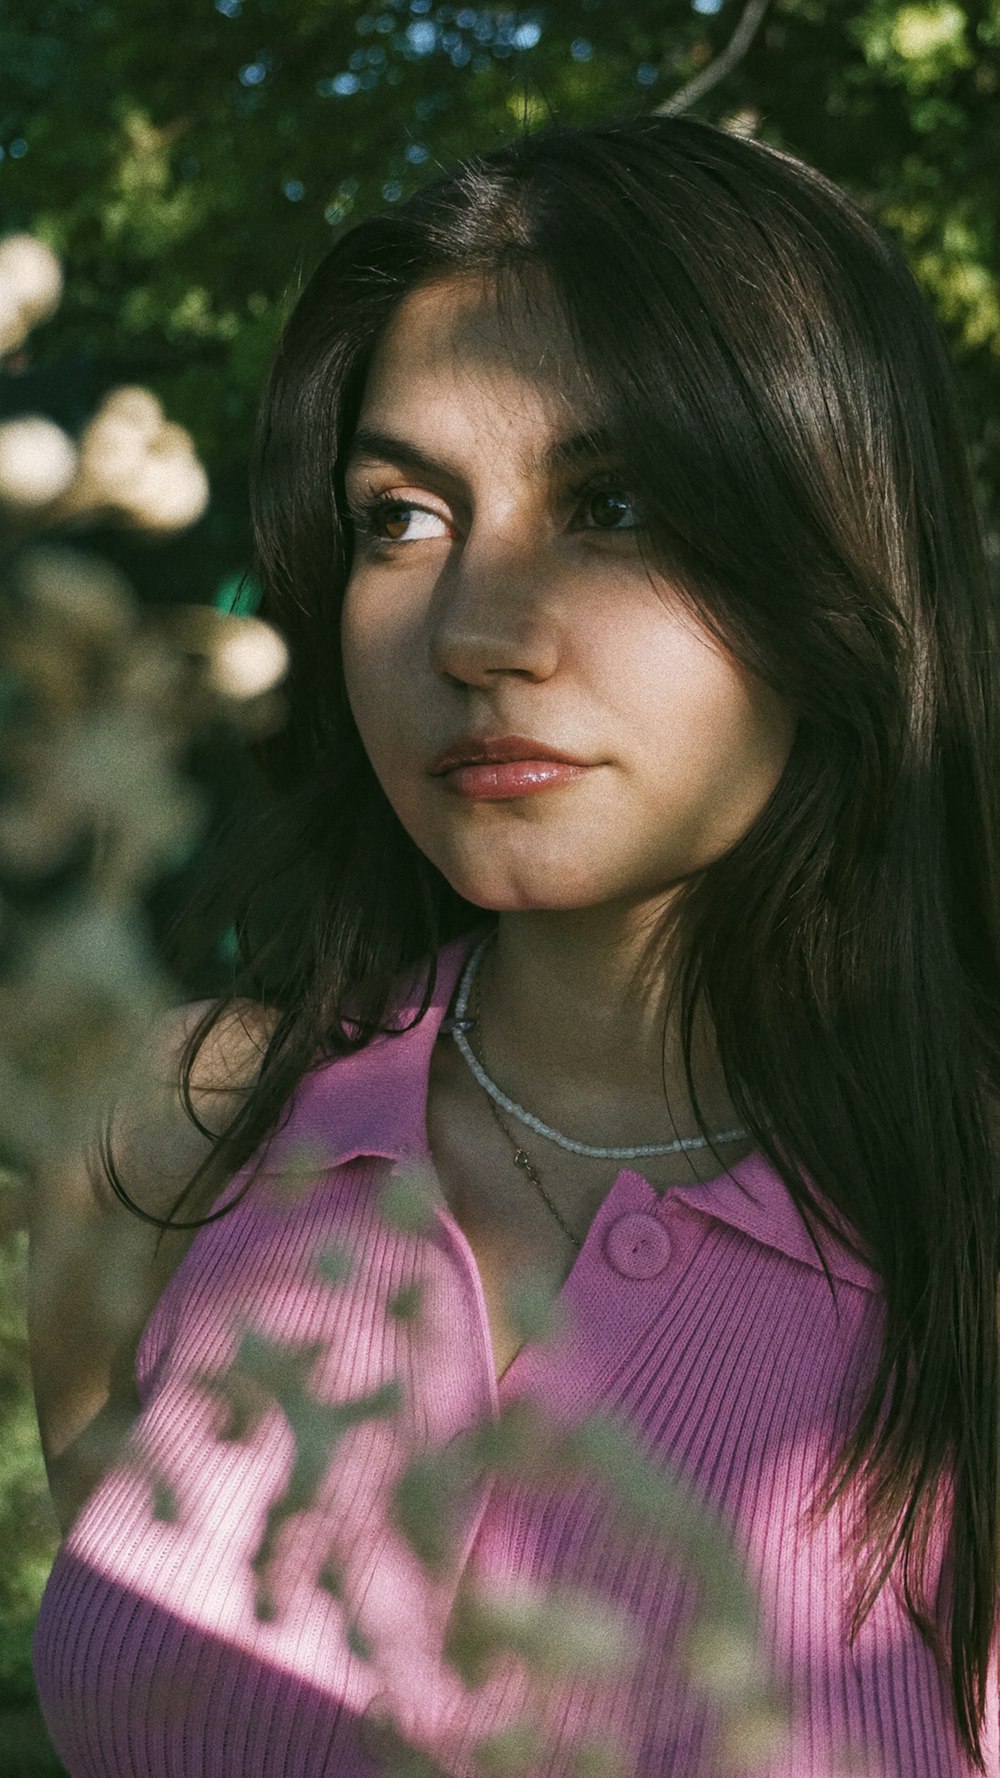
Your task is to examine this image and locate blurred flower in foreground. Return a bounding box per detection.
[165,603,291,701]
[0,543,292,1173]
[0,236,288,1179]
[54,386,210,531]
[0,416,78,509]
[0,387,210,533]
[0,233,209,533]
[0,233,63,355]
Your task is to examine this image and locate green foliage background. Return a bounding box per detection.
[2,0,999,1769]
[4,0,1000,600]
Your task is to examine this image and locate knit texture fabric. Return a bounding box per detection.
[33,929,999,1777]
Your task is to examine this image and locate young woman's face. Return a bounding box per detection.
[340,274,796,915]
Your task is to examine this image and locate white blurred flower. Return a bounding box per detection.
[0,234,64,324]
[208,616,289,700]
[125,424,210,532]
[0,416,78,508]
[71,386,165,508]
[59,387,209,532]
[164,605,289,703]
[0,233,63,352]
[0,287,28,355]
[97,385,165,436]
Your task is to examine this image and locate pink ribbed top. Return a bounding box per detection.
[33,929,999,1777]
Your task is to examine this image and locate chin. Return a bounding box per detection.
[435,866,618,915]
[418,830,636,912]
[443,883,557,913]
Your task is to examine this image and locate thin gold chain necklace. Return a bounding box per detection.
[458,933,747,1252]
[469,942,586,1251]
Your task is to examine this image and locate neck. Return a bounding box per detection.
[466,905,741,1149]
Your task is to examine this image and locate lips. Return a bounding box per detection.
[430,733,589,774]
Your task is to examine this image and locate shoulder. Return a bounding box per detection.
[91,995,280,1222]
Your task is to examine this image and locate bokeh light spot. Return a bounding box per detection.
[406,19,437,51]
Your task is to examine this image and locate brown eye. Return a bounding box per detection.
[380,503,412,541]
[581,488,640,531]
[351,498,451,545]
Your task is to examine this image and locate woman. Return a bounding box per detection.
[29,113,1000,1776]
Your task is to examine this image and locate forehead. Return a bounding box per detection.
[352,272,600,455]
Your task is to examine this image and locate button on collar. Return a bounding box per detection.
[603,1211,671,1280]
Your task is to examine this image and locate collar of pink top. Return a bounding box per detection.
[255,924,879,1295]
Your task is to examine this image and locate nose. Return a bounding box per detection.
[429,528,561,688]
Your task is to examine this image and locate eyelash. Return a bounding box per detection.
[347,475,642,552]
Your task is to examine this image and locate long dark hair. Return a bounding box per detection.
[111,114,1000,1766]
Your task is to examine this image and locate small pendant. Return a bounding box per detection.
[513,1149,532,1171]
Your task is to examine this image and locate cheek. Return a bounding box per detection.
[340,582,398,740]
[631,631,795,819]
[700,679,796,831]
[340,583,433,812]
[341,569,425,675]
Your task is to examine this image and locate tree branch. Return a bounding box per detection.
[654,0,772,118]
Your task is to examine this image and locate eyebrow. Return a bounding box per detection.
[343,424,620,482]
